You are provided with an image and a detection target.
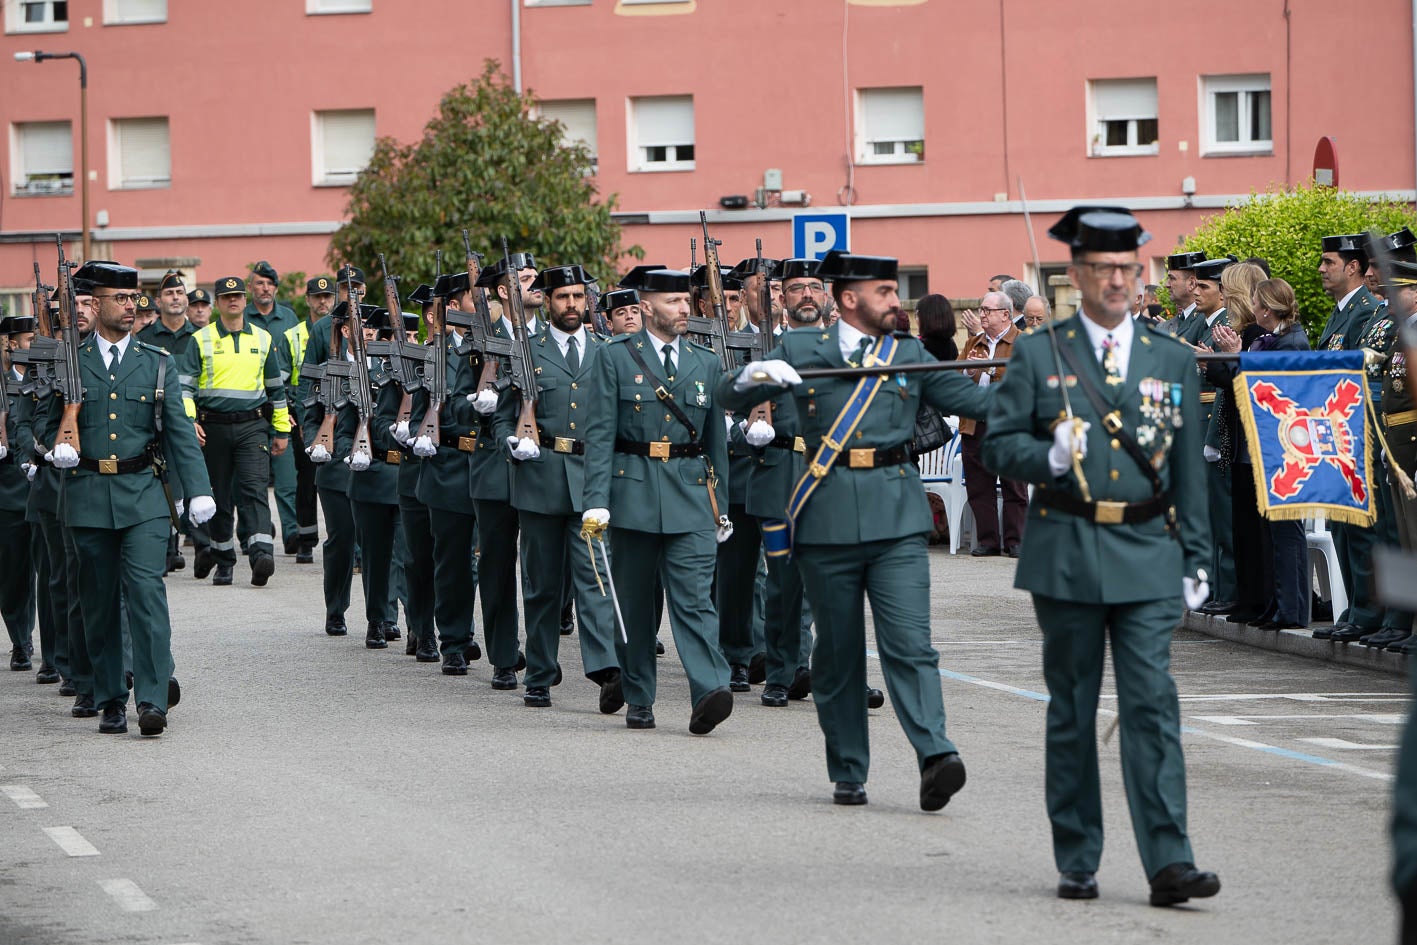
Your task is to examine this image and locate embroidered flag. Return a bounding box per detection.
[1233,350,1375,526]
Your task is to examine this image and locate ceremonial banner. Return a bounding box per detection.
[1233,350,1376,526]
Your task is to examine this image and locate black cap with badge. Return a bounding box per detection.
[134,293,155,314]
[306,275,336,296]
[335,265,366,286]
[214,276,246,296]
[158,270,186,292]
[187,288,212,305]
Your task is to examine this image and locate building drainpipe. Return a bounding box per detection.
[1411,0,1416,195]
[511,0,523,93]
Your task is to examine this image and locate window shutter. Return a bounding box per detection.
[20,122,72,176]
[861,88,924,142]
[1091,79,1157,120]
[541,100,597,157]
[111,0,166,21]
[117,117,169,183]
[321,110,375,177]
[634,96,694,148]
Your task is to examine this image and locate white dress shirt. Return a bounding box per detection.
[549,324,588,360]
[1077,308,1133,381]
[100,334,132,370]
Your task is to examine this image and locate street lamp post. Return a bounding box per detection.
[14,49,89,262]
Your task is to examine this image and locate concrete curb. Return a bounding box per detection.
[1183,611,1409,677]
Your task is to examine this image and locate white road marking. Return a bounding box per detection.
[43,826,100,857]
[1101,693,1409,704]
[1191,713,1407,726]
[1,785,47,809]
[1299,737,1400,751]
[99,878,157,912]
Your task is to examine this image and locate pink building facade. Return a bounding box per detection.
[1,0,1414,312]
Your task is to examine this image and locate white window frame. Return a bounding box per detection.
[0,290,30,319]
[619,0,692,5]
[102,0,165,25]
[311,109,376,187]
[524,0,592,6]
[5,0,68,33]
[896,267,928,301]
[306,0,371,14]
[10,120,73,196]
[856,87,924,166]
[1087,78,1158,157]
[107,116,170,190]
[537,99,598,175]
[1201,74,1273,156]
[627,95,694,173]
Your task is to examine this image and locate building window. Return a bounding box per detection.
[1202,74,1272,155]
[897,267,928,301]
[1088,78,1158,157]
[312,109,375,186]
[11,121,72,195]
[5,0,68,33]
[538,99,597,174]
[857,87,924,164]
[306,0,371,13]
[629,95,694,172]
[108,117,170,189]
[103,0,165,24]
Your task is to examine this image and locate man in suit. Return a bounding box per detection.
[46,262,215,736]
[981,206,1220,907]
[719,250,988,809]
[581,268,734,734]
[496,264,623,712]
[959,291,1027,557]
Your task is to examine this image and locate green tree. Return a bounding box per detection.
[1179,182,1416,340]
[328,60,640,308]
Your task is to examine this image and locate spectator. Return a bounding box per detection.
[1021,294,1050,329]
[988,273,1016,294]
[999,279,1033,329]
[916,293,959,362]
[1243,256,1272,278]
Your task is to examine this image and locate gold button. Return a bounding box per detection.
[1110,469,1120,481]
[1039,508,1047,517]
[807,388,815,395]
[617,469,624,475]
[110,454,117,460]
[665,414,673,422]
[109,433,117,440]
[110,393,117,400]
[855,431,863,439]
[569,422,575,430]
[1110,438,1120,450]
[140,396,146,401]
[570,402,577,409]
[662,435,670,442]
[634,394,641,401]
[571,383,578,390]
[109,375,116,381]
[109,413,117,420]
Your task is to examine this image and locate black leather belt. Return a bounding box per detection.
[439,430,478,452]
[538,432,585,455]
[615,438,703,460]
[767,434,807,454]
[76,453,153,475]
[1034,487,1172,525]
[833,443,912,469]
[199,408,263,424]
[374,449,402,465]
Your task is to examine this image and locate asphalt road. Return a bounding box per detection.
[0,541,1406,945]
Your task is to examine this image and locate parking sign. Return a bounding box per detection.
[792,211,850,261]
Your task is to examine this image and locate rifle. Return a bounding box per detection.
[690,237,697,271]
[585,279,609,336]
[500,237,540,443]
[693,211,755,370]
[32,262,54,337]
[463,230,513,396]
[372,253,429,427]
[744,239,776,429]
[51,236,83,455]
[13,259,65,397]
[342,268,375,462]
[309,290,352,456]
[414,250,449,447]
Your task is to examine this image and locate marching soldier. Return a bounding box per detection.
[282,276,336,564]
[137,271,198,573]
[981,207,1219,906]
[601,287,642,337]
[720,249,986,809]
[582,267,735,734]
[246,261,302,558]
[179,275,290,587]
[0,313,36,674]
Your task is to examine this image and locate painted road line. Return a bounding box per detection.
[1191,713,1406,726]
[42,826,100,857]
[1,785,47,809]
[1300,737,1400,751]
[99,878,157,912]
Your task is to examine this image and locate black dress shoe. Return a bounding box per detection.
[71,693,97,717]
[598,670,625,715]
[1148,862,1220,907]
[1313,622,1355,640]
[747,652,767,684]
[491,667,518,690]
[137,702,166,737]
[1397,637,1417,655]
[212,563,234,586]
[1363,628,1406,648]
[35,664,60,684]
[98,702,127,734]
[192,546,216,579]
[442,652,468,676]
[1196,600,1237,615]
[553,665,564,687]
[296,549,315,564]
[655,637,665,656]
[867,687,886,709]
[404,631,417,656]
[324,616,348,636]
[1226,609,1265,624]
[284,536,300,556]
[1330,624,1371,643]
[249,553,275,587]
[1004,545,1022,558]
[166,552,186,572]
[524,686,551,708]
[761,684,788,707]
[920,752,967,811]
[10,645,32,671]
[168,676,181,709]
[560,616,575,636]
[1057,871,1099,900]
[787,666,812,700]
[465,640,482,662]
[381,620,401,641]
[415,637,440,662]
[729,664,751,692]
[626,704,656,729]
[689,686,734,735]
[59,678,77,697]
[833,781,867,805]
[971,545,1001,557]
[365,621,388,649]
[513,650,527,672]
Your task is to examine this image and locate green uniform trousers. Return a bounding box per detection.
[399,496,436,646]
[429,508,477,654]
[1034,594,1194,878]
[1332,520,1382,629]
[715,503,762,668]
[518,510,619,690]
[1391,646,1417,916]
[610,527,730,707]
[1205,460,1235,602]
[797,535,953,783]
[72,517,173,711]
[202,417,275,563]
[1375,474,1412,631]
[35,509,78,686]
[0,508,35,653]
[317,486,356,621]
[271,433,298,544]
[760,542,806,688]
[473,499,521,670]
[352,498,399,627]
[31,524,57,673]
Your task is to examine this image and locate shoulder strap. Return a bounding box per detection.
[625,341,699,442]
[1054,339,1165,496]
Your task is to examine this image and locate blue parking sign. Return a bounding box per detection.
[792,212,850,261]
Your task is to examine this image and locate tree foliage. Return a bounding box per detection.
[328,60,640,308]
[1180,182,1416,339]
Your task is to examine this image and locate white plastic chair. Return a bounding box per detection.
[919,421,969,554]
[1305,512,1347,622]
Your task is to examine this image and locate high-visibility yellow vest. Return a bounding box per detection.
[192,322,273,403]
[285,320,310,385]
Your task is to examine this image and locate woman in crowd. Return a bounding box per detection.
[916,293,959,362]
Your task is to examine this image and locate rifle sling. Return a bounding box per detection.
[624,342,723,522]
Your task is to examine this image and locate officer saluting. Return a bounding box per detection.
[981,207,1220,906]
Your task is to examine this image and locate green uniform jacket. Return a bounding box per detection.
[493,328,603,516]
[583,329,729,533]
[980,315,1210,603]
[1383,318,1417,472]
[468,323,513,504]
[410,334,478,513]
[136,318,198,360]
[717,323,989,545]
[0,369,27,513]
[245,301,299,349]
[54,339,211,529]
[1197,308,1229,451]
[17,389,58,518]
[337,360,398,504]
[743,389,802,520]
[1318,285,1381,351]
[367,353,423,500]
[1361,302,1399,410]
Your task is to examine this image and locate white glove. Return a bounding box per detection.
[50,443,78,469]
[413,435,437,458]
[468,389,498,414]
[744,419,775,447]
[392,420,410,442]
[1183,576,1210,611]
[735,360,802,391]
[716,517,735,544]
[174,499,184,518]
[0,443,8,462]
[507,436,540,461]
[307,443,331,464]
[21,462,35,482]
[1047,420,1090,478]
[347,450,371,471]
[188,495,217,525]
[582,507,610,528]
[1203,445,1221,463]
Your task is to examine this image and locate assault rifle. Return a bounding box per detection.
[51,237,83,454]
[414,250,449,447]
[691,211,755,370]
[585,279,608,336]
[743,239,777,428]
[308,293,354,456]
[500,237,540,443]
[342,269,375,462]
[370,253,429,430]
[13,258,66,397]
[463,230,514,395]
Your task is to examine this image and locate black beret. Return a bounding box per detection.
[157,270,186,292]
[134,293,154,312]
[251,261,279,282]
[815,250,897,283]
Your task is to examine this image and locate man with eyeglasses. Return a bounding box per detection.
[1021,295,1050,330]
[959,291,1027,557]
[982,206,1219,908]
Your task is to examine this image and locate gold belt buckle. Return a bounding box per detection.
[386,450,402,465]
[1093,500,1127,524]
[793,436,805,454]
[98,459,118,475]
[848,448,874,468]
[1102,411,1123,434]
[458,435,476,452]
[554,437,574,454]
[649,441,671,461]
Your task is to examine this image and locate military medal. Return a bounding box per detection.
[694,380,708,406]
[1170,382,1183,428]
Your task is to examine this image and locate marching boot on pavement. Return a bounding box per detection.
[282,276,336,563]
[720,249,987,808]
[982,207,1219,906]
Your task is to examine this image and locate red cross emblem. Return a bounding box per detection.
[1251,377,1366,503]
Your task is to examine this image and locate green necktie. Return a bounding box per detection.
[566,335,580,373]
[848,337,871,367]
[661,343,675,380]
[109,344,122,372]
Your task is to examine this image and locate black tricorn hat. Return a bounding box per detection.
[815,250,898,283]
[636,269,692,294]
[74,260,139,291]
[158,270,186,292]
[402,311,422,333]
[0,314,37,334]
[475,253,539,288]
[1048,206,1152,251]
[306,275,336,295]
[777,258,821,281]
[1191,256,1237,283]
[1386,258,1417,287]
[331,301,386,323]
[1322,233,1368,254]
[690,265,742,291]
[1165,251,1206,272]
[618,264,669,291]
[335,265,366,286]
[530,265,592,292]
[598,288,639,312]
[433,272,471,299]
[729,256,780,280]
[407,283,434,307]
[187,288,212,305]
[1371,228,1417,264]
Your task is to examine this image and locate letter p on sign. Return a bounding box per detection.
[792,212,850,261]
